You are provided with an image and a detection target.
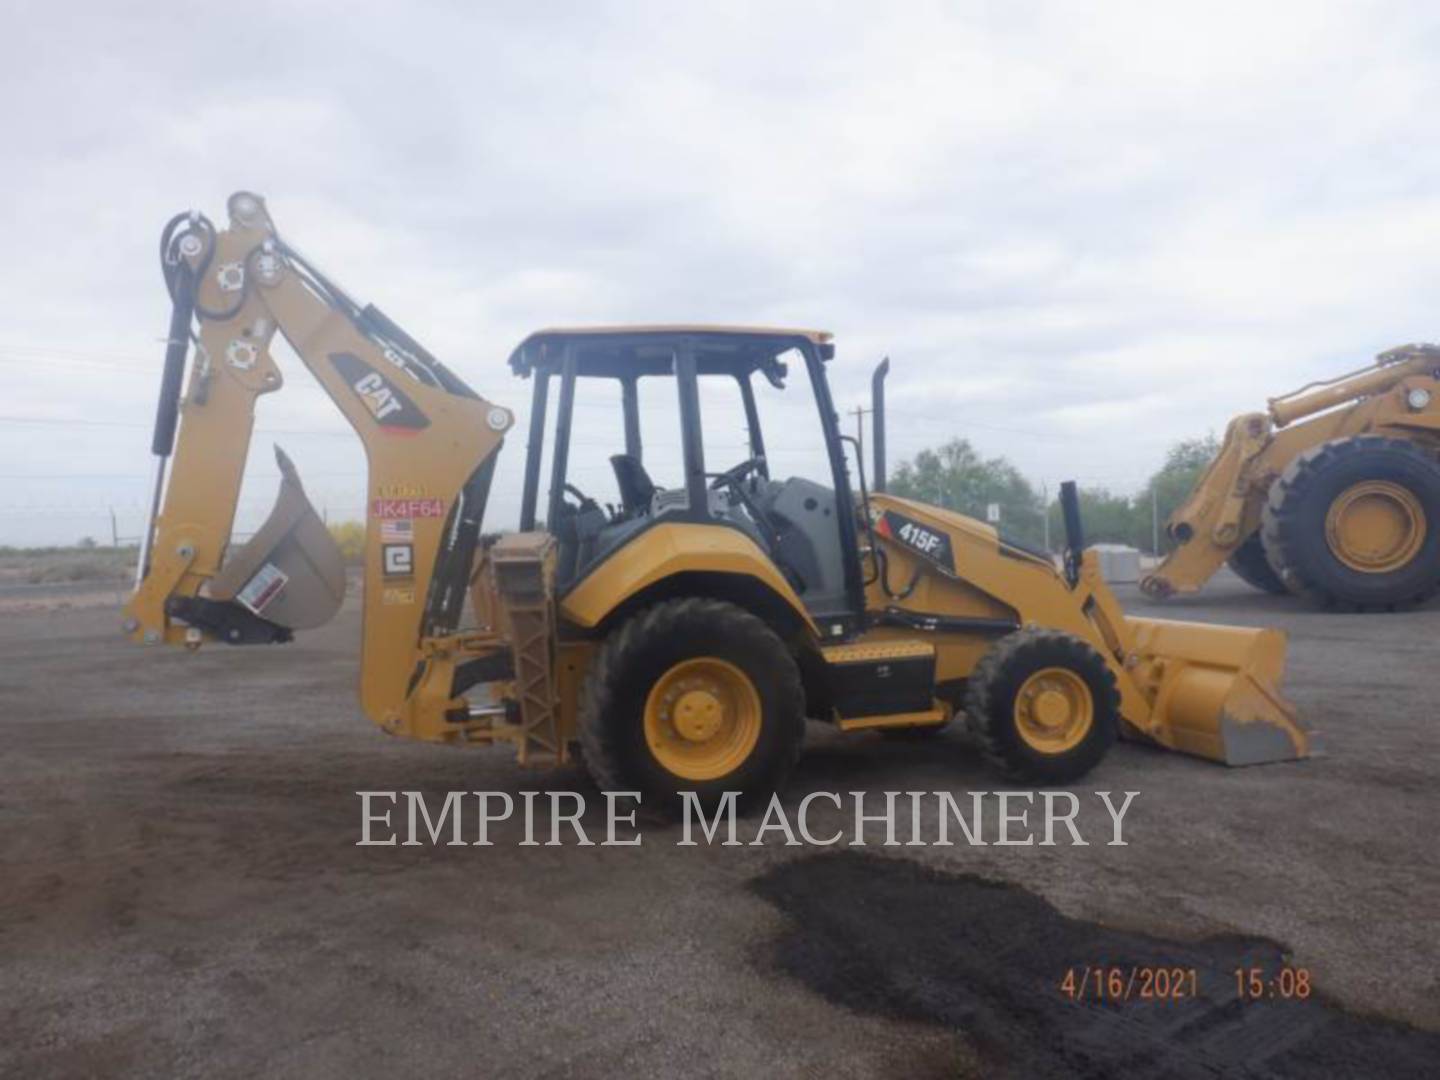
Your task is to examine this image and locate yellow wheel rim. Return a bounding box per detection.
[643,657,762,781]
[1325,480,1427,574]
[1013,667,1093,754]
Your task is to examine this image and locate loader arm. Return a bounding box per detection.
[123,192,519,744]
[866,493,1308,765]
[1138,411,1275,597]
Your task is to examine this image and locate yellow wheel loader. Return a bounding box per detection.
[1143,344,1440,610]
[123,193,1309,811]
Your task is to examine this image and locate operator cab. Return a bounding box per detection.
[508,327,865,628]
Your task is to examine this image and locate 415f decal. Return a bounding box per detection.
[875,509,955,573]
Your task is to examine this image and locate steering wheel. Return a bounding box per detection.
[562,482,600,512]
[708,456,765,491]
[706,456,805,591]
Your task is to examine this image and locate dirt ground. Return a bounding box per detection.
[2,571,1438,1078]
[0,548,133,616]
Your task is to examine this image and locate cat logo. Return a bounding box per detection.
[355,372,402,420]
[328,352,429,433]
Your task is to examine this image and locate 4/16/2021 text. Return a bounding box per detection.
[1059,965,1314,1003]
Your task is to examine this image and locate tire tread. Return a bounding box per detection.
[963,628,1119,782]
[576,597,804,807]
[1260,435,1440,611]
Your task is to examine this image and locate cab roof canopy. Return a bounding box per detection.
[507,325,835,381]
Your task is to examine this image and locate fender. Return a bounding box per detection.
[560,522,815,633]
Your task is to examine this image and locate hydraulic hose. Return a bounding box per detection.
[151,263,195,457]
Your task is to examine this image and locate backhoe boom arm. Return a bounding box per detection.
[124,192,516,743]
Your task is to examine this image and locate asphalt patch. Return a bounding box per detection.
[750,852,1439,1079]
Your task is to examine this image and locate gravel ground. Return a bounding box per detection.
[2,570,1437,1077]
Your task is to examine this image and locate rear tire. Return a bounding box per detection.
[1226,531,1289,595]
[577,598,804,815]
[1260,436,1440,611]
[963,629,1119,783]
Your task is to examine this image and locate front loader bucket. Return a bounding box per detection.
[1124,617,1310,766]
[208,447,346,630]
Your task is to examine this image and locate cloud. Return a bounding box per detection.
[4,0,1440,543]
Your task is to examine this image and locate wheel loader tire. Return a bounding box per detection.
[1226,531,1289,595]
[963,629,1119,783]
[577,598,804,815]
[1260,436,1440,611]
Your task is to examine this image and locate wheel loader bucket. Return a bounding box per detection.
[1124,617,1310,766]
[207,447,346,630]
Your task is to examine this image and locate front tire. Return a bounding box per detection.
[1260,436,1440,610]
[577,598,805,814]
[964,629,1119,782]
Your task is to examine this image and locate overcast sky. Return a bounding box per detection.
[4,0,1440,546]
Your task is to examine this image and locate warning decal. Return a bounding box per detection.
[236,562,289,614]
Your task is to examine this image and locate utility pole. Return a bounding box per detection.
[1151,487,1160,556]
[850,405,870,468]
[1041,482,1050,553]
[109,507,119,548]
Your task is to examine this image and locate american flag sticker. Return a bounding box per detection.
[380,519,414,543]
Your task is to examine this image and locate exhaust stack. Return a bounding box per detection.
[871,357,889,493]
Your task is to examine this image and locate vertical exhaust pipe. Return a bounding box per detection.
[871,357,889,493]
[1060,480,1085,587]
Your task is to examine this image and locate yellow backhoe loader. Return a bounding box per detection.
[123,193,1309,810]
[1143,344,1440,610]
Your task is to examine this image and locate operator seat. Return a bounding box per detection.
[610,454,657,515]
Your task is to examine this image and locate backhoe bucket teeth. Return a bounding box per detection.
[1124,617,1310,766]
[208,447,346,630]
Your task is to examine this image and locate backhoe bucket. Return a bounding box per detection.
[1124,617,1310,766]
[208,447,346,630]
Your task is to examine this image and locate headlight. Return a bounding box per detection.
[1406,387,1432,411]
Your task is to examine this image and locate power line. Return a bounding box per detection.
[0,414,358,438]
[882,404,1178,446]
[0,355,154,375]
[0,343,158,365]
[0,469,370,481]
[0,414,740,459]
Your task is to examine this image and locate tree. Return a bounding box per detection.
[890,438,1046,546]
[888,432,1222,556]
[327,521,366,566]
[1042,434,1221,554]
[1047,487,1140,550]
[1140,434,1221,553]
